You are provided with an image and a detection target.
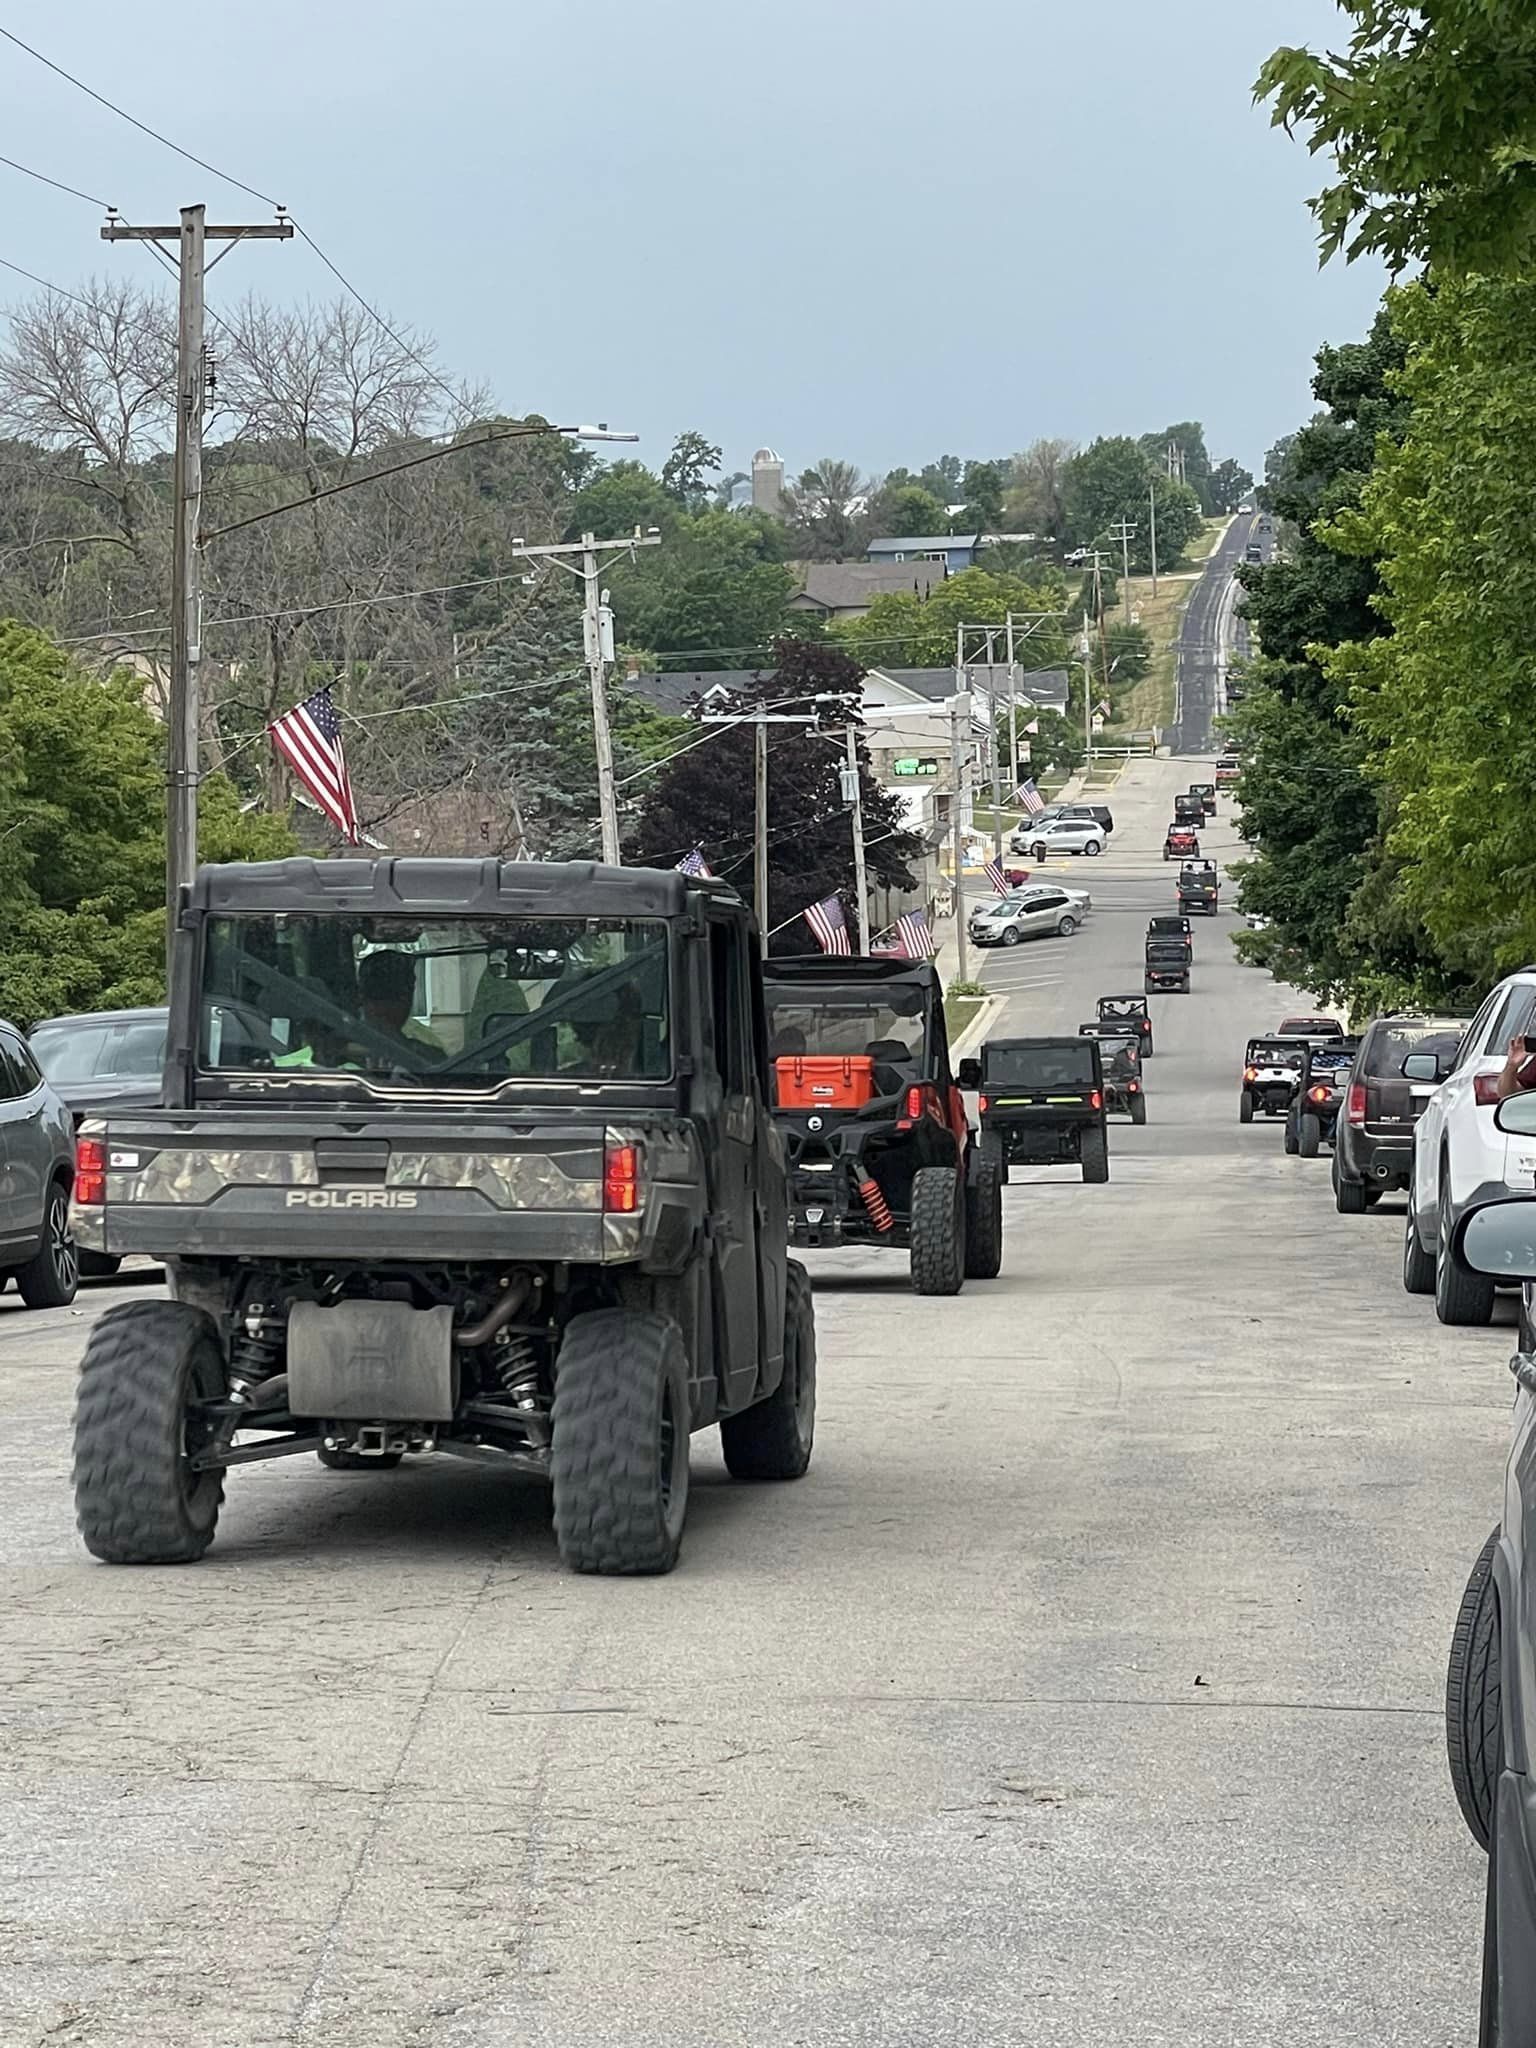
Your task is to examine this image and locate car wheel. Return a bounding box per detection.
[1436,1187,1496,1325]
[73,1301,227,1563]
[963,1145,1004,1279]
[1283,1119,1300,1156]
[1002,926,1021,946]
[1334,1169,1368,1214]
[16,1178,79,1309]
[1084,840,1101,857]
[551,1309,691,1574]
[1057,916,1077,936]
[1130,1095,1147,1126]
[1030,842,1047,862]
[1402,1206,1436,1295]
[910,1165,965,1295]
[720,1258,816,1481]
[1239,1090,1254,1124]
[1446,1529,1501,1852]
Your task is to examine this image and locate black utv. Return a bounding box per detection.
[1239,1036,1304,1124]
[1078,1023,1147,1124]
[1283,1038,1360,1157]
[1173,792,1204,827]
[762,955,1002,1294]
[1097,993,1155,1058]
[1145,934,1190,995]
[959,1036,1110,1182]
[1189,782,1217,820]
[1177,860,1219,915]
[69,857,817,1578]
[1147,914,1192,962]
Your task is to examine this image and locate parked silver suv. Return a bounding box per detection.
[0,1018,79,1308]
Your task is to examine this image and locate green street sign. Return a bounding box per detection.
[893,755,939,776]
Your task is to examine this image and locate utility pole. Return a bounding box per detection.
[505,529,661,864]
[843,725,869,953]
[1081,612,1095,767]
[103,205,292,961]
[949,682,971,988]
[1109,518,1137,624]
[755,721,769,942]
[1148,480,1159,598]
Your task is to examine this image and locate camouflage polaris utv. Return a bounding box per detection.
[69,857,815,1577]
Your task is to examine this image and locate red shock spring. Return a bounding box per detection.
[858,1176,894,1233]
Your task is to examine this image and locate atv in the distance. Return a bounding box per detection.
[1284,1037,1360,1157]
[1177,859,1219,916]
[763,955,1002,1295]
[1078,1023,1147,1125]
[959,1036,1110,1182]
[1164,824,1201,862]
[1147,915,1192,963]
[68,856,816,1578]
[1097,993,1155,1058]
[1145,935,1191,994]
[1239,1036,1305,1125]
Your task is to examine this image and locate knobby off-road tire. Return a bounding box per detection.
[1130,1094,1148,1126]
[73,1300,227,1564]
[1239,1090,1254,1125]
[1437,1189,1496,1327]
[1080,1126,1110,1184]
[720,1259,816,1482]
[910,1164,965,1296]
[1299,1113,1322,1159]
[551,1309,690,1575]
[1403,1207,1436,1296]
[963,1145,1004,1279]
[1447,1529,1502,1852]
[17,1177,78,1309]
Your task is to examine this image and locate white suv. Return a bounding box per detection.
[1019,817,1104,860]
[1405,968,1536,1323]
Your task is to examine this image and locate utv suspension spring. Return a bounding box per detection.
[858,1177,894,1234]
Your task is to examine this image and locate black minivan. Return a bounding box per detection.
[1332,1012,1465,1213]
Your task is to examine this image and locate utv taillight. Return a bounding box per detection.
[75,1135,106,1206]
[1128,1080,1140,1093]
[1309,1086,1329,1104]
[977,1094,989,1113]
[1346,1083,1366,1127]
[1243,1065,1258,1083]
[1475,1073,1503,1108]
[603,1142,641,1213]
[1090,1089,1102,1111]
[905,1084,924,1121]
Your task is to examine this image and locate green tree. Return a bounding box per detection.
[781,458,867,560]
[568,460,677,540]
[1139,423,1213,512]
[606,507,799,669]
[834,565,1070,672]
[1209,458,1255,513]
[960,460,1006,530]
[0,621,293,1025]
[1257,2,1536,274]
[661,430,722,510]
[866,479,948,537]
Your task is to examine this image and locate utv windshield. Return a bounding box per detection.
[765,986,930,1068]
[198,914,670,1092]
[983,1043,1097,1089]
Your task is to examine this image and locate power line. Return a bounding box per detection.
[0,151,112,209]
[292,227,469,418]
[0,254,96,307]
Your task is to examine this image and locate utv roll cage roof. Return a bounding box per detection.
[185,855,743,922]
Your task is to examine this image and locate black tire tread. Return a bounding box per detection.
[1335,1172,1369,1214]
[1081,1126,1110,1184]
[550,1309,689,1575]
[720,1260,816,1481]
[1447,1529,1501,1852]
[17,1176,77,1309]
[1403,1210,1436,1295]
[73,1300,225,1564]
[963,1148,1004,1278]
[1299,1114,1322,1159]
[910,1165,964,1295]
[1437,1192,1497,1325]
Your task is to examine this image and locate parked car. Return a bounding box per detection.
[970,885,1090,947]
[29,1007,167,1122]
[0,1017,78,1308]
[1332,1013,1466,1213]
[1019,817,1104,861]
[1007,804,1113,855]
[1403,969,1536,1323]
[1440,1150,1536,2042]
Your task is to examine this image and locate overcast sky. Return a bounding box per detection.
[1,0,1382,483]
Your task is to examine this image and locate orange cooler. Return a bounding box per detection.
[774,1054,877,1110]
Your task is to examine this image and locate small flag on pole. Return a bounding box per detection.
[1024,718,1039,735]
[984,858,1008,895]
[1015,778,1045,815]
[676,846,713,877]
[268,685,359,843]
[804,893,851,955]
[894,908,935,960]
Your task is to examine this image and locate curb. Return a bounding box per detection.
[951,992,1007,1060]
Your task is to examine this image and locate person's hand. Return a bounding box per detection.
[1497,1036,1534,1098]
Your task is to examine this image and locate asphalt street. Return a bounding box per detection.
[1171,514,1265,754]
[1,759,1508,2048]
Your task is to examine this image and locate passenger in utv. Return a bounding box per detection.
[357,949,443,1056]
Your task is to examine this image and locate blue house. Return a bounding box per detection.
[865,533,980,574]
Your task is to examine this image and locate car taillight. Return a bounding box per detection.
[977,1094,988,1113]
[1474,1073,1503,1108]
[1243,1066,1258,1083]
[1346,1082,1366,1127]
[603,1141,642,1213]
[1090,1089,1102,1110]
[75,1134,106,1206]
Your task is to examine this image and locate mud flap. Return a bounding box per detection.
[287,1300,457,1420]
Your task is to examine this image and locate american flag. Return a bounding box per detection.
[1015,778,1045,815]
[804,893,851,955]
[675,846,713,878]
[894,908,935,960]
[268,686,359,843]
[984,857,1008,895]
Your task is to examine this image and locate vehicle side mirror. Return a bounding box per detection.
[957,1057,982,1090]
[1458,1200,1536,1278]
[1402,1052,1445,1082]
[1496,1093,1536,1136]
